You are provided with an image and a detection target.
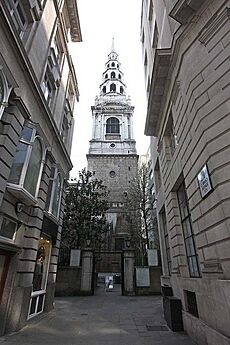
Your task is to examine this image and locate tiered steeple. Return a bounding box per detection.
[89,40,136,156]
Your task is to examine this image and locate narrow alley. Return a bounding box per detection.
[0,285,196,345]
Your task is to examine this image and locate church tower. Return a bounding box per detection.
[87,40,138,251]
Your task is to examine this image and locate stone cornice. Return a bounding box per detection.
[199,7,230,45]
[169,0,206,24]
[66,0,82,42]
[144,48,172,136]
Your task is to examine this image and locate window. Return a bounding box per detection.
[144,51,148,77]
[102,86,106,94]
[0,70,12,120]
[105,74,108,79]
[46,168,63,218]
[177,182,200,278]
[52,32,64,69]
[165,112,178,157]
[110,83,116,92]
[0,217,17,241]
[152,23,159,50]
[148,0,153,21]
[111,72,115,78]
[185,290,199,317]
[111,62,115,67]
[120,86,124,94]
[8,124,45,199]
[60,99,72,147]
[106,117,119,134]
[41,66,56,108]
[161,209,171,274]
[154,159,161,194]
[7,0,28,38]
[118,74,121,79]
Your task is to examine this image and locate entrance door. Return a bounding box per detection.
[28,236,51,318]
[0,251,10,303]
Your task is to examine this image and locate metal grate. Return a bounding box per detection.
[146,325,169,331]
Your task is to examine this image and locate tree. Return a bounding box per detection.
[126,163,159,263]
[61,169,109,251]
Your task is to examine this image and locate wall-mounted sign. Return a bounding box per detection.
[147,249,158,266]
[136,267,150,287]
[197,164,212,198]
[70,249,81,267]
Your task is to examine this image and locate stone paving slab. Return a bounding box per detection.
[0,285,197,345]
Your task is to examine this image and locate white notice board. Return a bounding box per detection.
[70,249,81,267]
[147,249,158,266]
[136,267,150,287]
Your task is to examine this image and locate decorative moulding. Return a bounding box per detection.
[169,0,204,24]
[199,7,230,45]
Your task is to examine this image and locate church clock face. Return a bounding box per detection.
[110,143,116,148]
[109,171,116,178]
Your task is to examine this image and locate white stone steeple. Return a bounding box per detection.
[89,40,137,156]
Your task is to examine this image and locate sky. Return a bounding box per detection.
[69,0,149,177]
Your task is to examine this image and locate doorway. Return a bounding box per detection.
[28,236,51,318]
[93,251,124,296]
[0,250,10,304]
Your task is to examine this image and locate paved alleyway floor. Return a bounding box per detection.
[0,285,197,345]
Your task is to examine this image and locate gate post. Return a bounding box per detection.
[123,249,135,295]
[80,249,94,295]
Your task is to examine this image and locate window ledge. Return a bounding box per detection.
[169,0,204,24]
[44,211,60,225]
[0,238,21,252]
[7,184,37,206]
[145,48,172,136]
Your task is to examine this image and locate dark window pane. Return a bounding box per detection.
[0,218,17,240]
[29,297,37,315]
[21,126,33,141]
[8,142,28,184]
[37,294,44,312]
[16,3,26,25]
[0,76,3,104]
[52,174,62,217]
[24,138,42,196]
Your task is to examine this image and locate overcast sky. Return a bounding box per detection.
[69,0,149,177]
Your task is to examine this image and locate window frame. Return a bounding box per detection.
[106,117,120,134]
[0,216,18,244]
[161,209,171,275]
[7,0,28,38]
[46,168,63,219]
[7,123,46,203]
[0,69,12,120]
[41,66,56,108]
[177,182,201,278]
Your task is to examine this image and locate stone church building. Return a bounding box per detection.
[87,42,138,251]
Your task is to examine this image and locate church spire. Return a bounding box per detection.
[95,40,130,105]
[111,37,115,52]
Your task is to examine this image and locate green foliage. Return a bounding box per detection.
[61,168,109,250]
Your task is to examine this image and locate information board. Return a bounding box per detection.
[70,249,81,267]
[136,267,150,287]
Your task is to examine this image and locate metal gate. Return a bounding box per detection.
[93,251,124,295]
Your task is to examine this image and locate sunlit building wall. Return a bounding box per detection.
[0,0,81,334]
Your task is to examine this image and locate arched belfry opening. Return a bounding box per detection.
[106,117,120,134]
[110,83,116,92]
